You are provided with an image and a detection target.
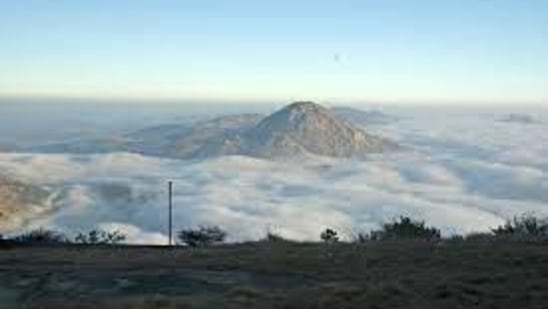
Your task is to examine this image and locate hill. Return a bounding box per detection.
[498,113,540,125]
[240,102,398,158]
[29,102,398,160]
[0,175,52,232]
[331,106,398,126]
[165,113,263,158]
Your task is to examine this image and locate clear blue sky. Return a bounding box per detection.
[1,0,547,104]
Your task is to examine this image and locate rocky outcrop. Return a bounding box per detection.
[0,175,52,232]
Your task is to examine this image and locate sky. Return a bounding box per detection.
[1,0,547,104]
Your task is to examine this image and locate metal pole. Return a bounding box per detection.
[168,181,173,246]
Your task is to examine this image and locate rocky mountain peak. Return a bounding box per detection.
[253,101,335,133]
[282,101,328,113]
[244,101,398,158]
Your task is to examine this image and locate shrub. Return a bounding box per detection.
[320,228,339,244]
[0,234,8,248]
[263,231,287,242]
[492,214,548,238]
[177,226,227,247]
[448,234,465,242]
[13,228,69,244]
[464,232,495,242]
[351,231,370,244]
[370,217,441,241]
[74,229,126,245]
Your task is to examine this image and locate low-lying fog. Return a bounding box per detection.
[1,101,547,244]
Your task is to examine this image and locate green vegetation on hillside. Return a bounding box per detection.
[4,214,548,247]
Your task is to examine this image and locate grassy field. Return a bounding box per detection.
[1,240,547,308]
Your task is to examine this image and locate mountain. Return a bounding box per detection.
[34,136,133,154]
[164,113,263,158]
[29,114,263,158]
[0,143,17,152]
[331,106,398,126]
[499,113,540,125]
[240,102,398,158]
[126,124,191,156]
[26,102,398,160]
[0,174,52,232]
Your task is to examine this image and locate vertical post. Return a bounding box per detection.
[168,181,173,246]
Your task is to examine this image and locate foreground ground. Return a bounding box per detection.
[1,240,547,308]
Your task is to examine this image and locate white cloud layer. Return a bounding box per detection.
[1,109,547,243]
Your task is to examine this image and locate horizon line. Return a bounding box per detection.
[0,94,547,107]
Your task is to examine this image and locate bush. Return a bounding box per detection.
[492,214,548,238]
[447,234,465,242]
[13,228,69,244]
[464,232,495,242]
[177,226,227,247]
[262,230,287,243]
[370,217,441,241]
[320,228,339,244]
[74,229,126,245]
[351,231,370,243]
[0,234,8,248]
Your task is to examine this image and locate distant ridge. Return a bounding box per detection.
[499,113,540,125]
[331,106,398,126]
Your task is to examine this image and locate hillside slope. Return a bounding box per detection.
[0,175,52,232]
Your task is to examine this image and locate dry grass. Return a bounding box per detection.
[1,240,547,308]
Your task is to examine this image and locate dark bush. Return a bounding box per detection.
[464,232,495,242]
[178,226,227,247]
[263,231,287,242]
[74,229,126,245]
[0,234,8,248]
[492,214,548,239]
[13,228,69,244]
[352,231,370,243]
[320,228,339,244]
[370,217,441,241]
[447,234,465,242]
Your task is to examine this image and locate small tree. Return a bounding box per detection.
[13,228,68,244]
[177,226,226,247]
[320,228,339,244]
[370,217,441,241]
[74,229,126,245]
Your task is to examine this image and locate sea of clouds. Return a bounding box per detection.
[1,106,547,244]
